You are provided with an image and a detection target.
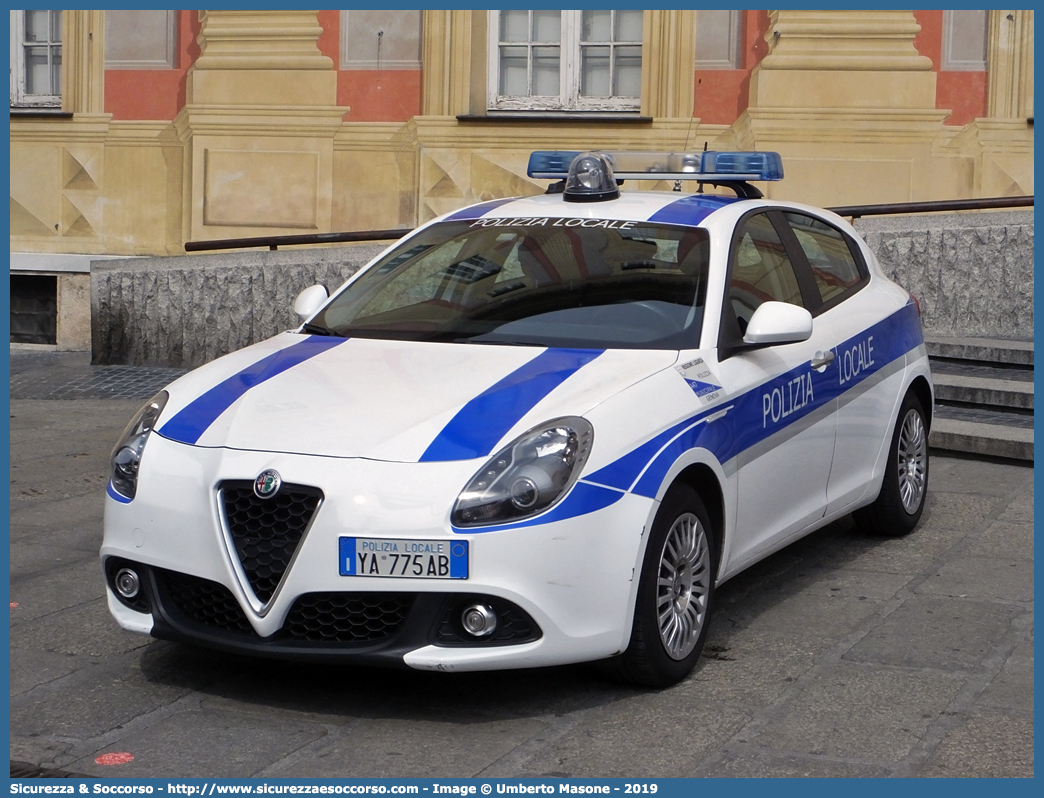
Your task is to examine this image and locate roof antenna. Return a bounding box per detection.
[696,142,709,193]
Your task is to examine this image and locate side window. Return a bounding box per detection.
[782,212,865,305]
[728,213,804,334]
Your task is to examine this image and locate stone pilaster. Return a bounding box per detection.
[641,10,697,120]
[738,10,948,206]
[174,10,347,244]
[986,10,1034,120]
[421,11,475,117]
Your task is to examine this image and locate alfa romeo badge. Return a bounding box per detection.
[253,469,282,499]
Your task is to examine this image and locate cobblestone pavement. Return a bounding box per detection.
[10,350,187,401]
[8,352,1034,778]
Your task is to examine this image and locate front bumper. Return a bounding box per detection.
[101,434,657,670]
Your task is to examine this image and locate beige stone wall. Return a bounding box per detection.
[9,9,1034,262]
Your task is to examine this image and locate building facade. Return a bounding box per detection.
[9,10,1035,347]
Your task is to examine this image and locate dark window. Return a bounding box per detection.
[783,212,865,305]
[10,274,57,345]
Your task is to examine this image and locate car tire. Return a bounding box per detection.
[600,484,716,688]
[854,391,929,537]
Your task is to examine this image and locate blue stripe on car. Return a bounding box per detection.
[648,194,739,227]
[455,302,923,533]
[420,347,604,462]
[158,336,349,445]
[443,198,518,222]
[106,482,132,504]
[451,481,624,534]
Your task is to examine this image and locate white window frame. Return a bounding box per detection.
[487,10,641,112]
[10,9,62,107]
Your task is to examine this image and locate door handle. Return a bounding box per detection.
[810,350,835,370]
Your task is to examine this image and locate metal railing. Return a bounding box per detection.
[828,195,1033,219]
[184,195,1034,252]
[184,229,407,252]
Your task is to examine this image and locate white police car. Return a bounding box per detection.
[101,150,932,687]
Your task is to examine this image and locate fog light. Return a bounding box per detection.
[461,604,497,637]
[114,568,141,599]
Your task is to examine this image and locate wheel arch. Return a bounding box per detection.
[908,374,933,432]
[671,463,725,578]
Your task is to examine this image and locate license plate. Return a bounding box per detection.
[339,537,468,579]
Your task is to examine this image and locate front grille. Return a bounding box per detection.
[283,593,415,642]
[220,481,323,603]
[156,569,254,634]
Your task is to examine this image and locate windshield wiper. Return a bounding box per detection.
[301,322,344,337]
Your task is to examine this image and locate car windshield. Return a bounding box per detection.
[310,218,710,349]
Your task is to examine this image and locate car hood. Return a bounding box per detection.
[155,333,678,462]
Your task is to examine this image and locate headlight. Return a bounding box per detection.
[452,417,593,528]
[109,391,168,501]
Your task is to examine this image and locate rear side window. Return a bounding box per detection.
[783,212,865,304]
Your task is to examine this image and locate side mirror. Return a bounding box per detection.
[742,301,813,347]
[293,284,329,322]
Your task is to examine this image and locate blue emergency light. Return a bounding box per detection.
[527,150,784,182]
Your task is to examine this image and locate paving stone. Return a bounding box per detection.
[844,596,1023,670]
[915,556,1033,603]
[10,562,108,624]
[517,693,751,777]
[11,597,150,657]
[975,637,1034,712]
[693,746,893,778]
[9,653,196,739]
[277,717,549,778]
[9,528,103,577]
[66,708,328,779]
[997,489,1034,523]
[9,647,91,697]
[9,737,74,772]
[964,519,1035,559]
[926,457,1034,497]
[682,629,821,706]
[735,590,886,645]
[10,352,186,401]
[917,709,1034,777]
[10,485,107,527]
[747,663,965,762]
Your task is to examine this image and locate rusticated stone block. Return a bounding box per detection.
[91,244,387,367]
[854,211,1033,340]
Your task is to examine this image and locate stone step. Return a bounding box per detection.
[931,372,1034,411]
[925,335,1034,367]
[930,405,1034,461]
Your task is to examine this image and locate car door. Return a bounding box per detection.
[710,210,838,569]
[778,210,904,515]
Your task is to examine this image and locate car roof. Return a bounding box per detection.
[435,191,860,241]
[442,191,744,228]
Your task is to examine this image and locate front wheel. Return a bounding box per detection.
[601,484,716,688]
[855,390,929,537]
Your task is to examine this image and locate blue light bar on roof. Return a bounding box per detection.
[526,150,784,182]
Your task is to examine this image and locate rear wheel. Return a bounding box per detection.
[855,391,929,537]
[601,484,716,688]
